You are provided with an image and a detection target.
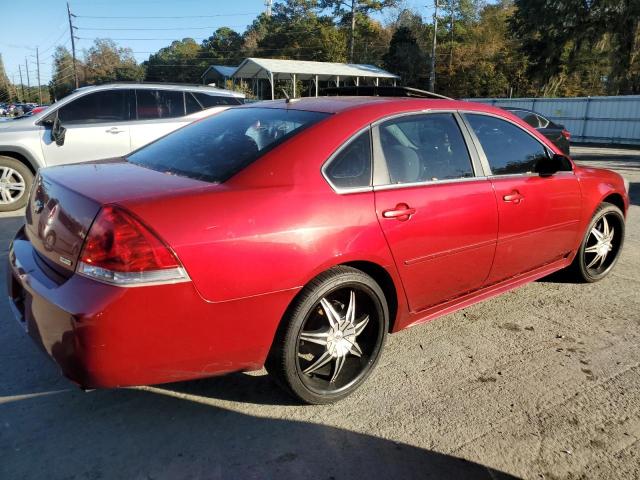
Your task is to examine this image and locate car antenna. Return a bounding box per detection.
[281,89,300,104]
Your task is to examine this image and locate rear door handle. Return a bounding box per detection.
[503,191,524,204]
[382,203,416,221]
[105,127,125,134]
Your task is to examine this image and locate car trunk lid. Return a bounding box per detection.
[25,173,101,276]
[25,159,213,276]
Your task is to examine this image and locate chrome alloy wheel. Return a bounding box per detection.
[584,212,621,275]
[0,166,26,205]
[297,286,381,394]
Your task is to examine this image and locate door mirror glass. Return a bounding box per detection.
[51,115,66,146]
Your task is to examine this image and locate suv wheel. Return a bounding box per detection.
[0,156,32,212]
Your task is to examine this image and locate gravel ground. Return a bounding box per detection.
[0,146,638,480]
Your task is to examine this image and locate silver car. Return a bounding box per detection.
[0,83,244,211]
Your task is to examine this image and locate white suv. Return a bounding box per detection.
[0,83,244,211]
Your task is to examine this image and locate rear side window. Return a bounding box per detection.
[378,113,474,184]
[136,89,184,119]
[513,110,541,128]
[466,114,548,175]
[193,92,243,108]
[324,130,372,189]
[127,107,329,183]
[536,114,550,128]
[58,90,131,123]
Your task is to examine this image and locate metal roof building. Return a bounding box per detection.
[230,58,400,99]
[201,65,239,87]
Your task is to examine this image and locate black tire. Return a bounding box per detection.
[0,155,33,212]
[266,266,388,404]
[567,202,625,282]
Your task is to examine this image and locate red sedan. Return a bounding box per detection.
[8,97,629,404]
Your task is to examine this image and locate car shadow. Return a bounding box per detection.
[161,371,301,406]
[0,385,520,479]
[536,268,579,284]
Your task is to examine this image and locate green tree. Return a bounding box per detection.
[438,1,532,98]
[511,0,640,94]
[84,39,144,85]
[383,26,428,88]
[144,38,204,83]
[50,46,80,100]
[258,1,347,62]
[202,27,244,65]
[319,0,398,61]
[0,53,13,102]
[242,14,273,57]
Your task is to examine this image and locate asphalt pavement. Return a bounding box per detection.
[0,146,638,479]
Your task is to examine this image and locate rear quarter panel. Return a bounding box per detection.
[121,110,402,305]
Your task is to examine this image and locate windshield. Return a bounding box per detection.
[127,107,330,183]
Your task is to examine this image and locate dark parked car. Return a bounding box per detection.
[503,107,571,155]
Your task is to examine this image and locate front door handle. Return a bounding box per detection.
[503,191,524,204]
[105,127,125,134]
[382,203,416,221]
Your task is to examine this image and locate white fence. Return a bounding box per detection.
[466,96,640,145]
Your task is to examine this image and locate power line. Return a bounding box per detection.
[76,26,233,31]
[74,13,257,19]
[39,26,72,55]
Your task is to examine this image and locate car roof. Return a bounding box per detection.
[246,96,506,115]
[73,82,244,98]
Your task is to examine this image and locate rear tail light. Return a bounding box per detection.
[77,205,188,286]
[561,129,571,140]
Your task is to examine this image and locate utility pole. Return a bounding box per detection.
[264,0,272,17]
[429,0,440,92]
[449,0,454,72]
[36,47,42,104]
[24,58,31,102]
[349,0,356,63]
[67,2,79,89]
[18,65,25,102]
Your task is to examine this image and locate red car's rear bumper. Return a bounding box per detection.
[7,227,295,389]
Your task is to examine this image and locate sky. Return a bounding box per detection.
[1,0,432,86]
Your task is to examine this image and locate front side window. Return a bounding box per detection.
[324,130,372,189]
[58,90,131,123]
[466,114,549,175]
[136,89,184,119]
[127,107,329,183]
[378,113,474,184]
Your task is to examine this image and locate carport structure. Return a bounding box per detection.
[231,58,400,99]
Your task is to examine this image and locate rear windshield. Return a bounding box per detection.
[127,107,329,183]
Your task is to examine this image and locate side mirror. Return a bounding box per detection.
[537,154,566,177]
[51,116,66,146]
